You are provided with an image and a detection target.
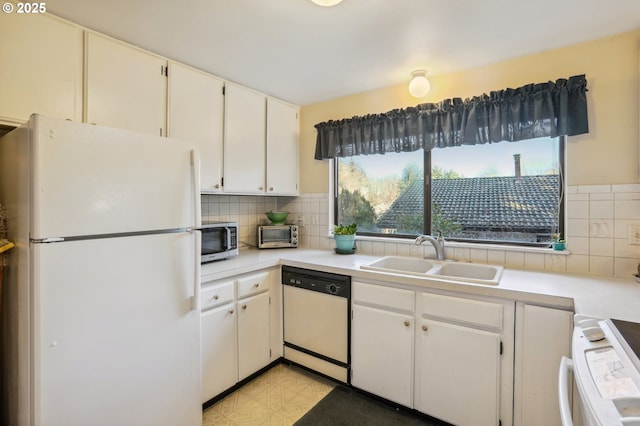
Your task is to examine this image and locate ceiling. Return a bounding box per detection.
[47,0,640,106]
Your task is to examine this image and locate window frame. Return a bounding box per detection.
[333,136,566,248]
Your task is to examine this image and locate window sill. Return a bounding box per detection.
[328,233,571,256]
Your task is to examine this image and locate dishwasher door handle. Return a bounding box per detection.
[558,356,574,426]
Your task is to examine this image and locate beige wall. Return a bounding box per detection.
[300,29,640,193]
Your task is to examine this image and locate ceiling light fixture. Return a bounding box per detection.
[408,69,431,98]
[311,0,343,6]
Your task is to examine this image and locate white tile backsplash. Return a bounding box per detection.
[202,184,640,278]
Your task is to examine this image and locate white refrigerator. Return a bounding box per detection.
[0,115,202,426]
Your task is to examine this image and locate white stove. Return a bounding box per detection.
[559,315,640,425]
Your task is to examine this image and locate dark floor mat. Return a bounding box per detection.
[294,385,445,426]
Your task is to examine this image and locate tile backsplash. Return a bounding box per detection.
[202,184,640,278]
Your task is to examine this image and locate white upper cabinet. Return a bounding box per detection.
[0,13,300,195]
[266,98,299,195]
[0,13,82,125]
[223,83,267,194]
[85,32,167,136]
[168,62,224,193]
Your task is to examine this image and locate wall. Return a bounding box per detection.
[300,29,640,192]
[293,29,640,277]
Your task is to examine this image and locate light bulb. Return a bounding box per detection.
[311,0,343,6]
[409,70,431,98]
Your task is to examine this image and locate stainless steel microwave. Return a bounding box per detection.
[257,225,298,249]
[199,221,239,263]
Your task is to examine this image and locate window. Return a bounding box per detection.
[335,137,564,246]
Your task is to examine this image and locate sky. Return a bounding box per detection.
[349,137,559,180]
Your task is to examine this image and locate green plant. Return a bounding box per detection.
[334,223,357,235]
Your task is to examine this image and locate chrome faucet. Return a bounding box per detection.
[415,231,445,260]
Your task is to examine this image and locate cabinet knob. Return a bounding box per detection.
[269,187,274,191]
[422,325,428,331]
[229,309,234,315]
[214,184,220,189]
[404,320,410,327]
[242,304,247,310]
[259,186,264,191]
[253,283,260,288]
[213,294,219,300]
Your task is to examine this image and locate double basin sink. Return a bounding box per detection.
[360,256,503,285]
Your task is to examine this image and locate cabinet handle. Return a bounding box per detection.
[242,304,247,310]
[228,309,234,314]
[404,320,410,327]
[422,325,428,331]
[253,283,260,288]
[213,294,219,300]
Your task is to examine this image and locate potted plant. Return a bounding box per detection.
[333,223,357,253]
[551,233,566,251]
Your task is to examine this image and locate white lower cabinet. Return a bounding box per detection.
[415,318,501,426]
[351,282,415,407]
[237,291,271,381]
[351,281,514,426]
[201,269,274,403]
[513,303,573,426]
[415,292,512,426]
[352,304,414,406]
[201,298,237,401]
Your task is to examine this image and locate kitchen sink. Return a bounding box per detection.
[360,256,503,285]
[428,262,503,285]
[360,256,435,276]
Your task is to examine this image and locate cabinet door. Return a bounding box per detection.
[514,304,572,426]
[0,13,82,125]
[415,320,501,426]
[237,291,270,380]
[85,32,166,136]
[201,303,237,403]
[168,62,224,193]
[351,304,414,407]
[266,98,299,195]
[223,83,266,194]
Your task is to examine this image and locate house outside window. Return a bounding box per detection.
[335,136,564,246]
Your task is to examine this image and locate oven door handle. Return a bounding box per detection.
[558,356,574,426]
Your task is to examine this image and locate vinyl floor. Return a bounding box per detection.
[202,363,336,425]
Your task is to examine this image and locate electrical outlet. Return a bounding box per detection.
[628,225,640,245]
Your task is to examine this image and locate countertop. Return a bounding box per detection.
[201,248,640,323]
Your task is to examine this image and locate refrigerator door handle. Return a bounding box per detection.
[191,230,201,311]
[190,149,202,228]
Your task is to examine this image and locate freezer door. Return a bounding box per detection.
[32,232,201,426]
[29,115,200,240]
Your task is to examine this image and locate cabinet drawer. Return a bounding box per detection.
[352,281,414,313]
[237,271,270,298]
[417,292,503,329]
[201,280,234,311]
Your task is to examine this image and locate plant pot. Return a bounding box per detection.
[552,242,566,251]
[334,234,356,253]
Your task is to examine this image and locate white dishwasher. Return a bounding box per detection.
[282,266,351,383]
